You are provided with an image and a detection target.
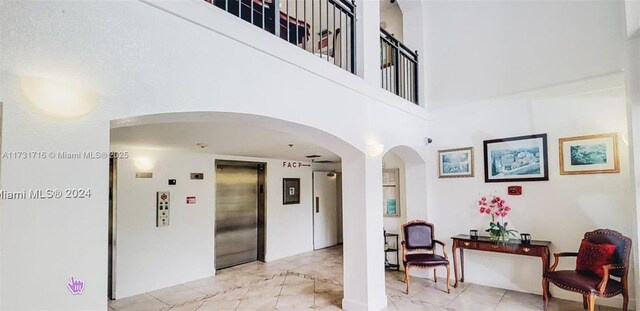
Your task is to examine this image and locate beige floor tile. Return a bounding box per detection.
[284,274,315,285]
[235,296,278,311]
[147,284,207,306]
[314,281,343,293]
[244,283,283,298]
[259,275,287,287]
[446,283,506,311]
[281,282,315,295]
[314,292,343,308]
[494,290,547,311]
[110,246,624,311]
[409,284,458,306]
[168,300,204,311]
[108,293,169,311]
[392,300,432,310]
[197,299,241,311]
[276,293,315,309]
[206,286,250,302]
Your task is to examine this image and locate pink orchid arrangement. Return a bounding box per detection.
[478,194,517,241]
[478,195,512,217]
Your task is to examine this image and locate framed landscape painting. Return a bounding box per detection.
[438,147,474,178]
[559,133,619,175]
[483,134,548,182]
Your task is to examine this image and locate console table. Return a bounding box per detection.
[451,235,552,297]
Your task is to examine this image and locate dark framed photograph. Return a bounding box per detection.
[438,147,474,178]
[559,133,619,175]
[283,178,301,205]
[483,134,548,182]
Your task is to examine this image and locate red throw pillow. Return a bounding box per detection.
[576,239,616,278]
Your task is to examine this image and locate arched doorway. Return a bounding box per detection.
[381,145,430,303]
[107,111,382,309]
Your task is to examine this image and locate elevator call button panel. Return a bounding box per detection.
[156,191,170,227]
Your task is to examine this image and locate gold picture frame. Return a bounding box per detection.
[438,147,474,178]
[559,133,619,175]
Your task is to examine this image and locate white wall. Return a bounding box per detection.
[427,74,636,308]
[0,0,419,309]
[264,158,314,261]
[422,0,626,108]
[113,148,313,298]
[114,148,215,299]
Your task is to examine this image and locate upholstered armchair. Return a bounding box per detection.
[401,220,451,294]
[542,229,631,311]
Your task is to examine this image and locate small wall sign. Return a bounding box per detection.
[282,161,311,168]
[186,196,196,204]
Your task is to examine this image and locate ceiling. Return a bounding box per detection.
[111,122,341,163]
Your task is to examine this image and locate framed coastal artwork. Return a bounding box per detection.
[438,147,474,178]
[483,134,549,182]
[559,133,619,175]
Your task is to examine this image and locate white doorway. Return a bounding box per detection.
[313,171,342,250]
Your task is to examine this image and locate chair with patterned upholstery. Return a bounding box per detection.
[401,220,451,294]
[542,229,632,311]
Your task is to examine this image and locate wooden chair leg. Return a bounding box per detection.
[445,265,451,294]
[542,279,550,309]
[403,266,407,283]
[582,295,587,309]
[405,266,411,294]
[433,269,437,283]
[623,289,629,311]
[587,294,596,311]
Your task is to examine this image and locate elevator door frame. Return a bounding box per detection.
[108,158,117,299]
[214,160,266,269]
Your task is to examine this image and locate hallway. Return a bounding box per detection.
[108,246,625,311]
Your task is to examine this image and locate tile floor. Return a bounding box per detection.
[109,247,628,311]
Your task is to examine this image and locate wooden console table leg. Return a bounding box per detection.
[542,247,552,298]
[452,243,460,288]
[460,248,465,283]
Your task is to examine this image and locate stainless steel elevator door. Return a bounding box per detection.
[215,164,259,269]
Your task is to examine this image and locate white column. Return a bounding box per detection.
[626,34,640,311]
[341,153,387,311]
[355,0,381,86]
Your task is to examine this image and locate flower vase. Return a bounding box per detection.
[489,230,509,243]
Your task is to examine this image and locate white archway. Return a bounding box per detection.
[109,111,391,310]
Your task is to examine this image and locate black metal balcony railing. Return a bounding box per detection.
[380,28,418,104]
[207,0,356,73]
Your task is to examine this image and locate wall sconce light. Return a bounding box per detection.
[366,143,385,157]
[134,157,155,172]
[21,76,99,118]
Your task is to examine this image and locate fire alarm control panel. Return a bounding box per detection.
[507,186,522,195]
[156,191,170,227]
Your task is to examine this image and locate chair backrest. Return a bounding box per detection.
[402,220,435,251]
[583,229,632,278]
